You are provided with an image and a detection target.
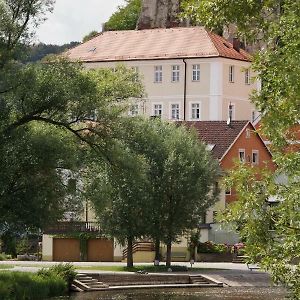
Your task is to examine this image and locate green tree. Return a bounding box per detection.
[125,119,219,267]
[0,0,143,232]
[182,0,300,297]
[105,0,141,31]
[90,118,219,267]
[86,144,151,267]
[82,31,98,43]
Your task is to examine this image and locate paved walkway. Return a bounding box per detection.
[0,261,250,270]
[0,261,272,287]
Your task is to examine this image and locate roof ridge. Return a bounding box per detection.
[204,28,220,57]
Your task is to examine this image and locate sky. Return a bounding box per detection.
[36,0,126,45]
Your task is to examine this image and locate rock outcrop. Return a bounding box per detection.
[137,0,186,30]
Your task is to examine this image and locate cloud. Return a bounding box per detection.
[36,0,125,45]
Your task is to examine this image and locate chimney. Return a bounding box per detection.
[232,38,240,52]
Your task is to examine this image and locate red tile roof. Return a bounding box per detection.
[67,27,251,62]
[180,121,250,160]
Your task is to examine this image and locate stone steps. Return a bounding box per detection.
[189,275,223,287]
[232,255,248,263]
[72,273,109,291]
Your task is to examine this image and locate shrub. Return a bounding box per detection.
[0,253,10,261]
[37,263,76,288]
[0,271,67,300]
[197,241,230,254]
[16,238,31,255]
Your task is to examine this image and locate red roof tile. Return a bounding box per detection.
[180,121,250,160]
[67,27,251,62]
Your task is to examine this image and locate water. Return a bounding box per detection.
[58,287,287,300]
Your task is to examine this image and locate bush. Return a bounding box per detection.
[37,263,76,287]
[0,271,67,300]
[0,253,11,261]
[197,241,230,254]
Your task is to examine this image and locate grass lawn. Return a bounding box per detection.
[3,263,225,273]
[75,265,221,273]
[0,265,14,270]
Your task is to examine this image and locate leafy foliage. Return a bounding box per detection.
[105,0,141,31]
[197,241,230,254]
[0,0,144,233]
[82,31,99,43]
[37,263,76,288]
[23,42,80,63]
[87,118,220,267]
[0,271,67,299]
[182,0,300,297]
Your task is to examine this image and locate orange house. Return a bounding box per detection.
[182,120,276,243]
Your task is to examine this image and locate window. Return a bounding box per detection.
[239,149,245,162]
[153,104,162,117]
[229,65,234,82]
[191,103,200,120]
[128,104,138,116]
[228,103,235,120]
[245,69,250,85]
[154,66,162,83]
[171,65,180,82]
[225,188,231,195]
[171,104,180,120]
[192,64,200,81]
[246,128,251,139]
[252,150,259,165]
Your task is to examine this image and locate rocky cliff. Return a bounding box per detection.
[137,0,186,30]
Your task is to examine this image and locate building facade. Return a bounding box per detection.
[67,27,259,123]
[42,28,266,262]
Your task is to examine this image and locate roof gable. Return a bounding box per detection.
[67,27,251,62]
[181,121,250,160]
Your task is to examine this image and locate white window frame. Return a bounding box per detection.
[128,104,139,117]
[245,68,250,85]
[154,65,163,83]
[252,150,259,165]
[229,65,235,83]
[153,103,163,117]
[239,149,246,163]
[191,102,201,120]
[192,64,200,81]
[225,188,231,195]
[171,65,180,82]
[228,103,235,120]
[170,103,180,120]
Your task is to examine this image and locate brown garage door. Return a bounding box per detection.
[87,239,113,262]
[53,238,80,262]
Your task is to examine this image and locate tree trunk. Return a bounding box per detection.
[127,236,134,268]
[154,238,160,261]
[166,240,172,267]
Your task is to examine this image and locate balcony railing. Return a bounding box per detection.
[43,221,102,234]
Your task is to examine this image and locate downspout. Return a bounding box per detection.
[183,59,187,121]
